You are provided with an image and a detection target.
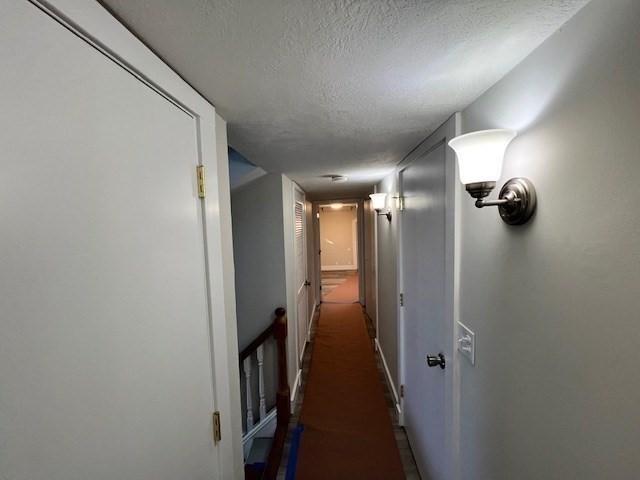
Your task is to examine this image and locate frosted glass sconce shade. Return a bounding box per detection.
[448,129,516,184]
[369,193,387,211]
[448,129,537,225]
[369,192,391,222]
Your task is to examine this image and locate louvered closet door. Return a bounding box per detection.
[294,188,308,362]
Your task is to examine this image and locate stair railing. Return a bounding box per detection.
[240,308,290,480]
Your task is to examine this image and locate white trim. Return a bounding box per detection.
[290,368,302,408]
[321,264,357,271]
[241,407,277,461]
[242,408,277,445]
[298,333,307,365]
[297,302,318,364]
[307,303,317,343]
[375,339,402,416]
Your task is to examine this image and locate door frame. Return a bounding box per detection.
[292,184,309,365]
[396,113,461,480]
[33,1,243,477]
[312,198,366,305]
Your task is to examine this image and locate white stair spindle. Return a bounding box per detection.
[257,344,266,421]
[243,356,254,428]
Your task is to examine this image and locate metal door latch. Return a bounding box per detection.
[426,353,446,370]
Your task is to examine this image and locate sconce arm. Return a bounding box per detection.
[474,191,520,209]
[468,178,536,225]
[375,210,392,222]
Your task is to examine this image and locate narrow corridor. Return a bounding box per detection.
[279,304,419,479]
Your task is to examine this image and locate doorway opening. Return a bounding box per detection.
[318,202,360,303]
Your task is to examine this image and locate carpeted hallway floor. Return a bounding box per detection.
[294,303,405,479]
[321,270,359,303]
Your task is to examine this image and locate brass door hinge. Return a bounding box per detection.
[400,384,404,398]
[197,165,206,198]
[212,411,221,444]
[399,293,404,307]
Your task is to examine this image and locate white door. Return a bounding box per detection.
[0,2,225,479]
[400,140,453,480]
[294,188,309,360]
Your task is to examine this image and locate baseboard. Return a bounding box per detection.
[307,303,317,342]
[321,265,357,271]
[290,368,302,408]
[297,304,317,365]
[375,338,402,416]
[242,407,277,459]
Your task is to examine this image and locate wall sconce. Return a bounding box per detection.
[448,129,537,225]
[369,192,392,222]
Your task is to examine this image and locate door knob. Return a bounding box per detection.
[426,353,446,370]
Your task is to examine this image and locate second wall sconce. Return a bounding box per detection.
[448,129,537,225]
[369,192,392,222]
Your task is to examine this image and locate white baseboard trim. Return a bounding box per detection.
[321,265,356,271]
[298,342,306,366]
[298,303,318,365]
[242,408,277,444]
[242,407,277,460]
[375,338,402,416]
[290,368,302,408]
[307,303,317,342]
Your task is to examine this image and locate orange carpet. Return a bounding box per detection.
[295,304,404,479]
[322,275,359,303]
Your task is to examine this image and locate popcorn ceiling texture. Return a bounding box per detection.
[101,0,588,198]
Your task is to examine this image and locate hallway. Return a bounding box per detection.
[4,2,640,479]
[280,303,417,479]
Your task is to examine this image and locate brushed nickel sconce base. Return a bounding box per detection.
[497,177,536,225]
[468,177,537,225]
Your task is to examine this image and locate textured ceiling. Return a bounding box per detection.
[100,0,588,199]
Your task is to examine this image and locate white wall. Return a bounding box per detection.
[231,173,287,350]
[374,175,400,390]
[458,0,640,478]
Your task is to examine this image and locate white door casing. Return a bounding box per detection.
[312,199,365,304]
[398,114,460,480]
[294,187,308,361]
[364,200,377,325]
[0,1,242,478]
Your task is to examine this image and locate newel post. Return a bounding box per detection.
[273,307,290,428]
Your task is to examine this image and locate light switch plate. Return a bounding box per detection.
[457,321,475,365]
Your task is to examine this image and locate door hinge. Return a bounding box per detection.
[399,293,404,307]
[400,384,404,398]
[212,411,221,444]
[196,165,206,198]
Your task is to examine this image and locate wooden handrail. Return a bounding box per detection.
[239,324,274,362]
[242,308,290,480]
